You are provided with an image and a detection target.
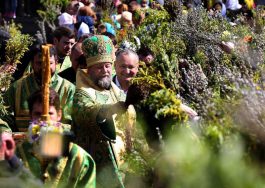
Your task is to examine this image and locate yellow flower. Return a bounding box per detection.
[182,10,188,15]
[221,31,231,41]
[245,0,254,9]
[32,125,40,135]
[256,85,261,90]
[53,127,60,133]
[222,31,230,36]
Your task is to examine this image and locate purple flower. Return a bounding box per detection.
[32,134,39,141]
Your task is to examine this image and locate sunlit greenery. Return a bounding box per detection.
[123,2,265,187]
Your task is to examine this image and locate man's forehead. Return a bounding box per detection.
[118,53,138,63]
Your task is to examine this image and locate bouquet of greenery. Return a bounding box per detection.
[0,23,33,116]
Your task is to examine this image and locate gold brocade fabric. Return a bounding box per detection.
[2,73,75,132]
[17,141,96,188]
[73,69,136,187]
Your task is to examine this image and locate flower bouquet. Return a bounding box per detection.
[28,120,64,158]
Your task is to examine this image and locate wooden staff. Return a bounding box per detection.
[41,45,51,121]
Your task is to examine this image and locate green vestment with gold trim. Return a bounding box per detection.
[72,69,136,187]
[2,73,75,132]
[56,56,72,73]
[17,141,96,188]
[23,56,72,77]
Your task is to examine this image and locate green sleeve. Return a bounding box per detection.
[75,146,96,188]
[61,83,76,125]
[59,143,96,188]
[72,89,101,130]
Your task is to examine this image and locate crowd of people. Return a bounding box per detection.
[0,0,264,187]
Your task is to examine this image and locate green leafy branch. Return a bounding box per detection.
[37,0,69,31]
[144,89,188,122]
[5,22,34,65]
[131,67,166,89]
[0,23,33,115]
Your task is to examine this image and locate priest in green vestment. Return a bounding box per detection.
[22,26,75,77]
[72,35,136,187]
[2,45,75,132]
[17,89,96,188]
[53,26,75,73]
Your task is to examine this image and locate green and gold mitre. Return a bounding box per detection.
[82,35,115,67]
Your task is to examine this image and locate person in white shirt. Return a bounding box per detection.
[113,49,139,94]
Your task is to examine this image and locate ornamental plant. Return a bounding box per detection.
[28,120,63,143]
[0,23,33,116]
[124,2,265,187]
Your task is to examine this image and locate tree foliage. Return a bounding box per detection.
[37,0,69,31]
[124,3,265,187]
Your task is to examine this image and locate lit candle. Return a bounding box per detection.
[41,45,51,121]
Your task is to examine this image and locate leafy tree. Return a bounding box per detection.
[37,0,69,32]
